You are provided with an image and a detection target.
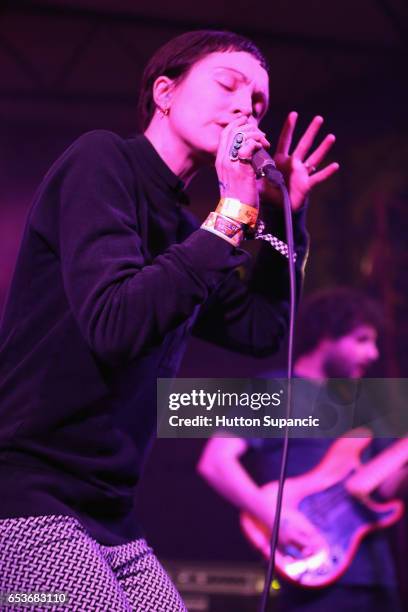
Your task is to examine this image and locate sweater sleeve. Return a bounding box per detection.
[192,202,310,357]
[55,131,248,365]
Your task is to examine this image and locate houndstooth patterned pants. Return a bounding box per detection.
[0,515,187,612]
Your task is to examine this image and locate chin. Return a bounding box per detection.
[200,128,223,156]
[203,135,220,155]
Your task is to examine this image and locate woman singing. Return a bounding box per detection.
[0,30,337,610]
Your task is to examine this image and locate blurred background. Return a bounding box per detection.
[1,1,407,609]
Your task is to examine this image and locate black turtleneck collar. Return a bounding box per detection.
[127,134,189,205]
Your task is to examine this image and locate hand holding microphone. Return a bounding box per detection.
[215,112,339,212]
[215,115,271,209]
[203,112,339,245]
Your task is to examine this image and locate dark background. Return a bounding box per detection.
[1,0,407,604]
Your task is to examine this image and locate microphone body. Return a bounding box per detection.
[251,149,285,186]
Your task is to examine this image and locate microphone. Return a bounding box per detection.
[251,148,285,186]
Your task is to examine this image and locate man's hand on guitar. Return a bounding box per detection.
[253,505,326,559]
[278,509,326,558]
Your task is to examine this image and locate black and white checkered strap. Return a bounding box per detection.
[252,219,297,262]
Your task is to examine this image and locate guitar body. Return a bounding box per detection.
[240,433,405,588]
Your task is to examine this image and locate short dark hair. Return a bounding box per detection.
[296,288,383,357]
[137,29,268,131]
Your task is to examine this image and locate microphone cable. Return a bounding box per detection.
[254,163,297,612]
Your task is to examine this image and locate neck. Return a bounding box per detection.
[294,349,327,381]
[144,116,204,185]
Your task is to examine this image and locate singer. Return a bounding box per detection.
[0,30,337,609]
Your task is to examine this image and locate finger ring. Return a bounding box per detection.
[237,153,251,163]
[304,162,317,174]
[229,132,245,161]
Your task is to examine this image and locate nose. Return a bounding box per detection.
[232,88,253,119]
[368,342,379,362]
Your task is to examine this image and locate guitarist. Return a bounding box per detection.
[198,288,408,611]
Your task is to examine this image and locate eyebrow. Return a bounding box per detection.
[215,66,249,82]
[215,66,268,107]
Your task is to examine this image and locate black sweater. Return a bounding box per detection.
[0,132,308,544]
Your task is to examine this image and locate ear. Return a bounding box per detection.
[152,76,174,111]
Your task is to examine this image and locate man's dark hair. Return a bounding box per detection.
[137,30,268,131]
[296,287,383,357]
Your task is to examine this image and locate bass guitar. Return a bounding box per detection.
[240,429,407,588]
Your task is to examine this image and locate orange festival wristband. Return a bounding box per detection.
[216,197,258,229]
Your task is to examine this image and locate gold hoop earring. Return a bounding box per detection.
[158,106,169,118]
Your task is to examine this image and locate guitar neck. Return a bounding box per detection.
[349,437,408,494]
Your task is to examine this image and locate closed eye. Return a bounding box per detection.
[216,80,235,92]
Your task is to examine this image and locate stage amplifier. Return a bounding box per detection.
[163,560,280,612]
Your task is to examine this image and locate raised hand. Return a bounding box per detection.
[260,112,339,210]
